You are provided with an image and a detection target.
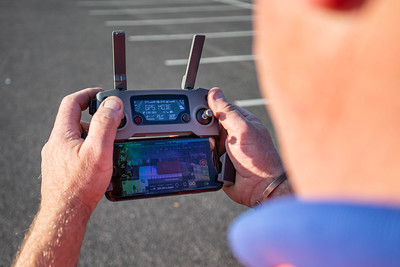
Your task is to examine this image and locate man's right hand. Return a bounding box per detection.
[208,87,290,207]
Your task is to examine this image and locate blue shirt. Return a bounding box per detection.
[228,197,400,267]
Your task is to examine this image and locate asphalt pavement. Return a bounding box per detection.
[0,0,276,266]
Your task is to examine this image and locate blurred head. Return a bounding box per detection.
[254,0,400,203]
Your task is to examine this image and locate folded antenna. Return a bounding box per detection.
[181,35,205,90]
[112,30,127,91]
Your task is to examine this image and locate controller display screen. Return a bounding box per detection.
[107,137,221,200]
[131,95,190,124]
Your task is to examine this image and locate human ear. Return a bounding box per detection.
[309,0,367,10]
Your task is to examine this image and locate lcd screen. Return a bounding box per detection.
[134,99,185,121]
[106,137,221,200]
[131,95,190,125]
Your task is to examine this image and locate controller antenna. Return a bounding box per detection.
[181,35,205,90]
[112,30,127,91]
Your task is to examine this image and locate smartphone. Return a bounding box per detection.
[106,136,222,201]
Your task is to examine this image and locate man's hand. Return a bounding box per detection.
[14,88,123,266]
[208,88,291,207]
[41,87,123,212]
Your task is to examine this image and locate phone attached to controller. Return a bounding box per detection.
[89,31,235,201]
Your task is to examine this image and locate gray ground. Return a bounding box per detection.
[0,0,277,266]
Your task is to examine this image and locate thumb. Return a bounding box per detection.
[208,87,248,135]
[81,97,124,167]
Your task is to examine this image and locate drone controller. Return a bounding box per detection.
[89,31,235,200]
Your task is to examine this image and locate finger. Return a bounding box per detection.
[217,125,228,155]
[80,121,90,132]
[80,97,124,169]
[208,87,249,136]
[51,88,103,140]
[235,106,263,123]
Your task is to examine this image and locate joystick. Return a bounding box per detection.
[196,108,213,125]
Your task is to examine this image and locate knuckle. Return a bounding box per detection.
[41,142,49,158]
[92,110,117,126]
[215,101,241,122]
[60,94,74,106]
[220,102,237,114]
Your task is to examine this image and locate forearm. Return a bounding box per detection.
[13,201,92,267]
[13,88,122,266]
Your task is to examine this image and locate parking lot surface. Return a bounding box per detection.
[0,0,277,266]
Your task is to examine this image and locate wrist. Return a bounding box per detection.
[40,193,94,224]
[251,172,293,206]
[268,178,293,198]
[262,172,288,198]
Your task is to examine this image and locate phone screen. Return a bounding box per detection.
[106,137,222,201]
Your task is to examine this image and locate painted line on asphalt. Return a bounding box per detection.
[89,5,243,15]
[105,15,252,26]
[78,0,213,7]
[165,55,255,66]
[213,0,253,9]
[234,98,269,107]
[128,31,253,42]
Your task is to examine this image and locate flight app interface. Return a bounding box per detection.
[112,137,220,197]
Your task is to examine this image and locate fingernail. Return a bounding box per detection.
[213,90,224,101]
[103,99,121,111]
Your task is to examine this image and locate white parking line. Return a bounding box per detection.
[128,31,253,42]
[213,0,253,9]
[89,5,243,15]
[78,0,213,7]
[165,55,255,66]
[105,15,252,26]
[234,98,269,107]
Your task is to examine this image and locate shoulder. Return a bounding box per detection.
[229,197,400,267]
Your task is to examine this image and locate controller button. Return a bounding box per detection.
[134,115,143,125]
[182,113,190,123]
[118,115,127,129]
